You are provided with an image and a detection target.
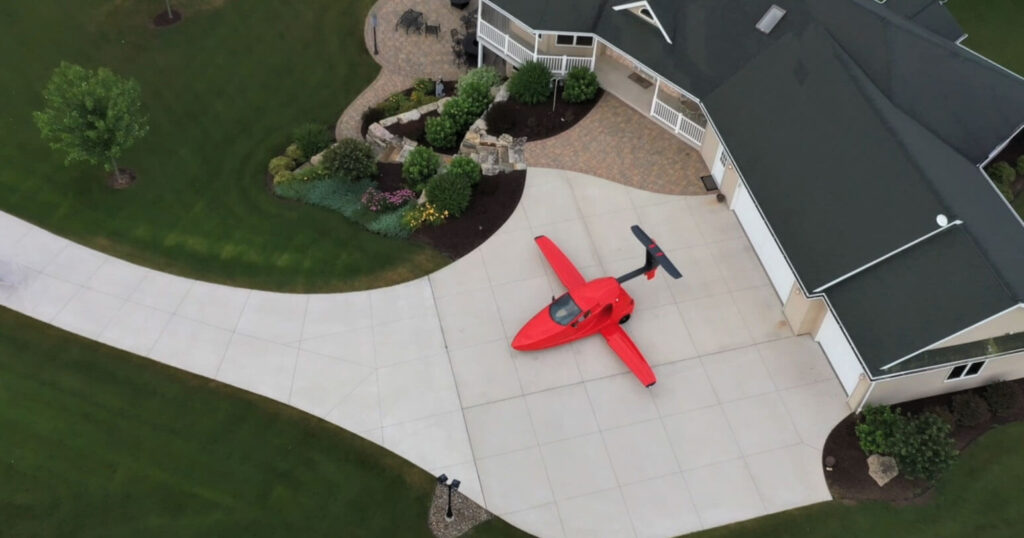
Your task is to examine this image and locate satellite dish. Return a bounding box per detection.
[936,214,949,227]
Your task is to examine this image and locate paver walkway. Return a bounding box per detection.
[527,94,711,195]
[336,0,475,139]
[0,168,850,538]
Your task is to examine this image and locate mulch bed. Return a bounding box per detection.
[153,9,183,27]
[413,170,526,259]
[375,162,526,259]
[106,168,137,189]
[486,89,603,142]
[360,81,457,138]
[823,379,1024,504]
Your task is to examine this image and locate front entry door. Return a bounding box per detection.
[711,145,727,187]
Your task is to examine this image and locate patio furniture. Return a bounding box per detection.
[425,23,441,38]
[460,9,477,31]
[451,0,471,9]
[463,31,479,58]
[396,9,424,34]
[451,28,462,45]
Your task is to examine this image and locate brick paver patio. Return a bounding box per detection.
[336,0,475,139]
[528,93,711,195]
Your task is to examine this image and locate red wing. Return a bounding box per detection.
[534,235,586,290]
[600,326,657,387]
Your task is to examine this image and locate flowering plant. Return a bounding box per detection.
[361,187,417,213]
[402,203,449,231]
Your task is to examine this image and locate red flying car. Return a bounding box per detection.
[511,225,683,387]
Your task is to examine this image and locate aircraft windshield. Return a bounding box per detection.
[549,293,582,326]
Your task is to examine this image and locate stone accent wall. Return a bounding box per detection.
[457,83,527,176]
[364,97,452,162]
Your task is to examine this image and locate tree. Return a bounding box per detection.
[33,62,149,185]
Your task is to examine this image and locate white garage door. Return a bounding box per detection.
[731,183,797,300]
[815,311,864,395]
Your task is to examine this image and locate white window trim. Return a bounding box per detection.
[944,360,986,382]
[554,34,594,48]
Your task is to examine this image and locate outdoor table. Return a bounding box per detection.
[396,9,424,33]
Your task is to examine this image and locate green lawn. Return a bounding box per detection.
[948,0,1024,76]
[691,422,1024,538]
[0,0,448,293]
[0,305,526,536]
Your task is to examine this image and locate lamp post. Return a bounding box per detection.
[371,12,379,55]
[436,474,461,522]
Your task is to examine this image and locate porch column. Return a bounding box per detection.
[590,42,598,70]
[649,77,661,115]
[476,5,483,67]
[533,33,539,61]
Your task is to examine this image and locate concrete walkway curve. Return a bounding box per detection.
[0,168,849,538]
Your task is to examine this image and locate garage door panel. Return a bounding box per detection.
[731,184,797,300]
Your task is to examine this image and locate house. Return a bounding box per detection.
[475,0,1024,410]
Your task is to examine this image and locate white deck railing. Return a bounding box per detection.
[479,20,594,75]
[651,97,705,146]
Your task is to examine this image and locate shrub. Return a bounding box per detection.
[951,392,992,426]
[361,186,417,213]
[425,116,460,151]
[367,207,413,238]
[284,143,305,163]
[414,77,435,96]
[890,412,958,481]
[447,156,482,186]
[855,405,904,455]
[291,123,334,157]
[563,67,599,103]
[402,146,440,190]
[379,92,412,116]
[440,96,478,131]
[458,66,501,92]
[426,172,472,217]
[268,156,295,175]
[927,405,957,431]
[292,164,330,182]
[402,202,449,230]
[508,61,552,105]
[272,170,294,185]
[484,102,517,134]
[983,381,1023,417]
[322,138,378,180]
[458,80,494,117]
[987,161,1016,186]
[1017,155,1024,178]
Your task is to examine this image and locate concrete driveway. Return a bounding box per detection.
[0,168,849,537]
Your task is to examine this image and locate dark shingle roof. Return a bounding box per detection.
[492,0,1024,375]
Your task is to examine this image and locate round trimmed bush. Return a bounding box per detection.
[402,146,440,191]
[508,61,553,105]
[447,156,482,186]
[426,172,472,217]
[440,96,477,131]
[272,170,294,185]
[425,116,460,151]
[322,138,378,180]
[284,143,305,163]
[951,392,992,426]
[983,381,1023,417]
[563,67,599,103]
[458,67,501,92]
[458,80,494,117]
[268,156,295,175]
[291,123,335,157]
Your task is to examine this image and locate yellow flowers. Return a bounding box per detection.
[402,203,449,231]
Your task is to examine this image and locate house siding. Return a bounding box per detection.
[867,349,1024,405]
[927,306,1024,350]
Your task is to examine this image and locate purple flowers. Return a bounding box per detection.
[361,186,417,213]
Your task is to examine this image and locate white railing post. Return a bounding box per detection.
[674,114,683,134]
[590,43,598,70]
[649,77,661,116]
[533,33,539,61]
[562,55,567,75]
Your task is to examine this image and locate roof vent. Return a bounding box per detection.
[756,5,787,34]
[936,214,949,227]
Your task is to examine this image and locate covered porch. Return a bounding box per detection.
[594,44,707,148]
[478,0,595,76]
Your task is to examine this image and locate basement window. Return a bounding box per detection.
[945,361,986,381]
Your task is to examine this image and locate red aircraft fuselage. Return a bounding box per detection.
[511,277,635,351]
